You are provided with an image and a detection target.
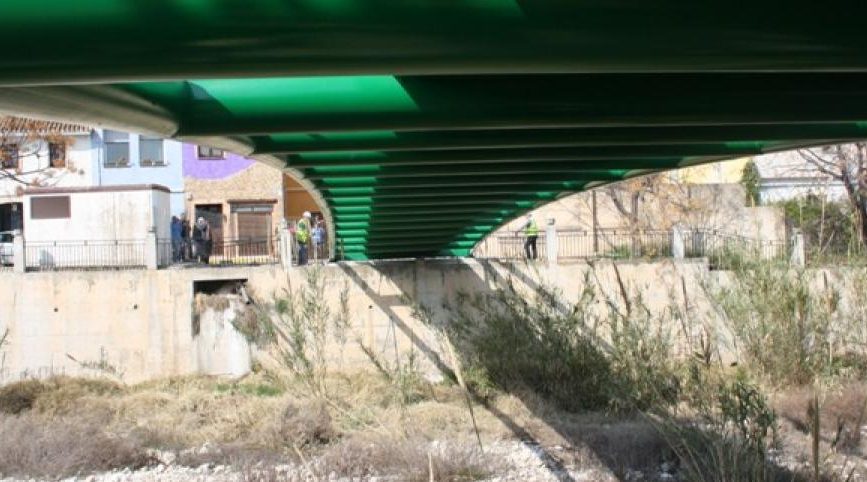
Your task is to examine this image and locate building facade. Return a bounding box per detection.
[183,144,286,248]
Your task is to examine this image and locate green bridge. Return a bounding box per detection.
[2,1,867,259]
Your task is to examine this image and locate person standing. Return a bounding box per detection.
[170,216,182,262]
[192,216,212,264]
[522,214,539,260]
[312,216,325,262]
[296,211,312,266]
[179,214,190,261]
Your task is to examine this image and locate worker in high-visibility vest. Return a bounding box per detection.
[296,211,312,265]
[522,214,539,260]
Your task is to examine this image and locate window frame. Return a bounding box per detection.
[48,142,66,168]
[30,196,71,219]
[0,144,19,170]
[138,136,166,167]
[103,130,130,168]
[197,145,225,160]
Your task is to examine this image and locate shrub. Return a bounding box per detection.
[713,262,852,385]
[437,267,680,413]
[0,379,45,414]
[276,400,336,448]
[0,413,151,479]
[444,279,613,412]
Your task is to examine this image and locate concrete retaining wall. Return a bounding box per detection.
[0,259,729,384]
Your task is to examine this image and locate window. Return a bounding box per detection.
[48,142,66,168]
[31,196,70,219]
[139,136,165,166]
[104,130,129,167]
[0,144,18,169]
[197,145,224,160]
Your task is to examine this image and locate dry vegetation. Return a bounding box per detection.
[5,264,867,480]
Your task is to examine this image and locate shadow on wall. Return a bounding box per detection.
[335,258,809,481]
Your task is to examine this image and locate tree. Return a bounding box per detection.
[0,116,78,188]
[797,143,867,248]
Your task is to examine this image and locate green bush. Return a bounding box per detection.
[439,270,680,413]
[713,262,841,385]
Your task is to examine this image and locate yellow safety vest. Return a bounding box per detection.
[296,220,310,243]
[524,220,539,237]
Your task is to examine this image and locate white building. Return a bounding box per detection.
[22,185,171,269]
[0,117,186,240]
[753,149,848,203]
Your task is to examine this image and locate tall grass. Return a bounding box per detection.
[713,261,867,385]
[434,267,681,413]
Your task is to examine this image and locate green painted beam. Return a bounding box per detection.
[336,218,504,228]
[253,124,867,154]
[307,164,640,180]
[324,186,564,199]
[117,74,867,136]
[336,222,497,232]
[332,205,519,216]
[6,2,867,85]
[315,174,619,189]
[328,195,556,208]
[285,146,756,168]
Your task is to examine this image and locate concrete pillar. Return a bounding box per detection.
[671,226,685,259]
[12,229,24,273]
[790,231,806,267]
[145,227,158,270]
[277,220,293,269]
[545,218,558,264]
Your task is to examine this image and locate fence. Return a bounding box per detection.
[25,239,147,271]
[157,237,280,267]
[474,228,789,264]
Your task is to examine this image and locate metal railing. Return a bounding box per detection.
[158,237,280,267]
[25,239,147,271]
[474,228,788,263]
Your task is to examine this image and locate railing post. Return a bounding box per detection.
[12,229,24,273]
[671,225,685,259]
[145,227,158,270]
[277,220,293,269]
[790,230,806,267]
[545,218,558,264]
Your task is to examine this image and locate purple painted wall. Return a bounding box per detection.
[182,144,255,179]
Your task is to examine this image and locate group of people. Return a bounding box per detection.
[292,211,326,266]
[170,215,213,264]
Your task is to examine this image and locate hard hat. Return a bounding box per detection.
[303,211,312,218]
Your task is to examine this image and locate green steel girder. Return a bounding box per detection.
[328,195,556,208]
[315,174,615,189]
[253,125,867,154]
[336,218,504,228]
[286,146,757,168]
[335,218,504,233]
[323,186,564,199]
[119,73,867,136]
[307,164,640,180]
[4,3,867,260]
[6,2,867,85]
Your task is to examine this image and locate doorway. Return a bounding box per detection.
[0,202,23,233]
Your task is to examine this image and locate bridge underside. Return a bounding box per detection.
[2,2,867,259]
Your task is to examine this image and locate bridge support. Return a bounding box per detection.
[671,226,686,259]
[545,218,558,264]
[145,228,158,270]
[790,231,806,267]
[12,229,24,273]
[277,221,293,269]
